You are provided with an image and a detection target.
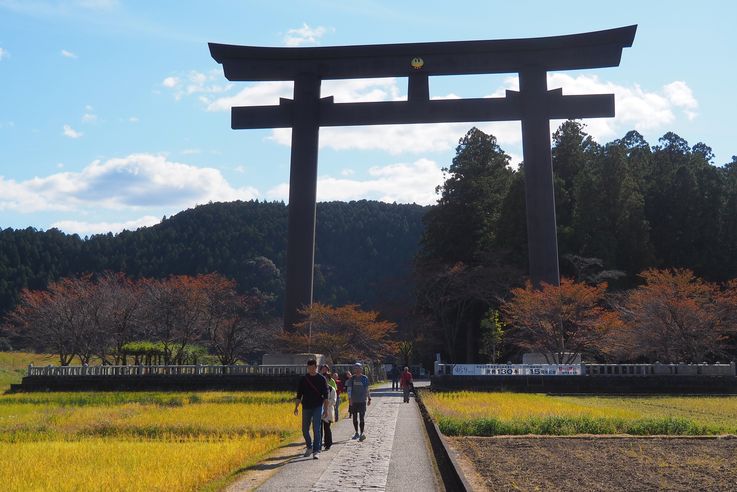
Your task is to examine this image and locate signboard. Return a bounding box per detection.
[450,364,582,376]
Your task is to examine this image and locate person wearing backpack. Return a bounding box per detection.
[294,359,329,459]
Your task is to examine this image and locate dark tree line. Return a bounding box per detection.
[0,200,428,325]
[417,123,737,363]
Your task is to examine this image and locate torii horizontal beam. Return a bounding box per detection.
[209,25,636,80]
[231,90,614,129]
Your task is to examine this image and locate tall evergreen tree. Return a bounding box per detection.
[421,127,513,264]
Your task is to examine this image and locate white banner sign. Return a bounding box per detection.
[450,364,582,376]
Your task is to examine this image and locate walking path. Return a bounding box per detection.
[227,382,441,492]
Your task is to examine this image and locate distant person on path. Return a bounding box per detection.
[400,366,414,403]
[390,365,400,391]
[333,372,343,421]
[294,359,329,459]
[344,370,353,418]
[346,363,371,441]
[321,367,337,450]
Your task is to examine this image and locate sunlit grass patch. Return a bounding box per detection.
[0,436,281,492]
[424,391,737,436]
[0,352,56,391]
[0,359,302,492]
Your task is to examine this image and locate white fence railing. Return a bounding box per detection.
[434,362,737,377]
[27,364,307,377]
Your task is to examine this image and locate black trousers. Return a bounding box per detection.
[323,420,332,448]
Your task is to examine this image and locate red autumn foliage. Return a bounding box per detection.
[501,278,623,363]
[5,272,276,365]
[279,303,397,363]
[620,269,737,362]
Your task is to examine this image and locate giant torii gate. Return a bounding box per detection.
[209,25,637,330]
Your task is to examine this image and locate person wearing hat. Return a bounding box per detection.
[345,362,371,441]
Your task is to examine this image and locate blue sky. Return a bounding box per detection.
[1,0,735,235]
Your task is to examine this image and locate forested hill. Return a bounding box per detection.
[0,200,429,317]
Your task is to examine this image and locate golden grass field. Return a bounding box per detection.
[0,352,302,492]
[423,391,737,436]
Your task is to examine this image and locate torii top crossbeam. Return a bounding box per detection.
[210,25,637,330]
[210,25,636,79]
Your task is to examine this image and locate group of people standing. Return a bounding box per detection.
[294,359,372,459]
[389,365,415,403]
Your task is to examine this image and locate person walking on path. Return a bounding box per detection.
[390,365,400,391]
[400,366,414,403]
[321,368,337,450]
[333,372,343,421]
[345,362,371,441]
[294,359,329,459]
[343,371,352,419]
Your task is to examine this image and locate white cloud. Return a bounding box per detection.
[62,124,83,138]
[162,70,232,101]
[206,81,293,111]
[61,49,78,59]
[340,168,355,176]
[266,158,443,205]
[162,76,179,88]
[53,215,160,235]
[82,105,97,122]
[0,47,8,60]
[271,120,521,155]
[283,23,331,47]
[544,73,699,140]
[0,153,258,213]
[663,80,698,120]
[128,116,139,123]
[322,78,403,103]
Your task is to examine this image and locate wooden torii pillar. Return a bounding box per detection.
[210,25,637,330]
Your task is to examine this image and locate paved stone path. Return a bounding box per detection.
[243,382,440,492]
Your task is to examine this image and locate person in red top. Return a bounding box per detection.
[400,366,414,403]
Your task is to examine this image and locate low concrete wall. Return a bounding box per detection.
[431,375,737,394]
[414,387,471,492]
[11,374,302,392]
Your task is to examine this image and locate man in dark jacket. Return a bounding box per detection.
[294,359,329,459]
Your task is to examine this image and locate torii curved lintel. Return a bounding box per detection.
[210,25,636,81]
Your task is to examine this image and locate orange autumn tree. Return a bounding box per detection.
[501,278,622,363]
[621,269,737,362]
[281,303,397,363]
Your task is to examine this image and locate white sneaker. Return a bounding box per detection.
[313,452,320,460]
[303,448,312,457]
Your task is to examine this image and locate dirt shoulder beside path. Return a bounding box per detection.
[448,435,737,492]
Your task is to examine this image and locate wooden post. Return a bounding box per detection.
[284,72,321,331]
